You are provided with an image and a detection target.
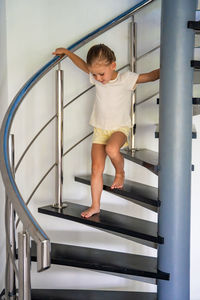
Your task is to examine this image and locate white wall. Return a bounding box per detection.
[1,0,200,298]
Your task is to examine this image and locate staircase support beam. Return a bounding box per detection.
[158,0,197,299]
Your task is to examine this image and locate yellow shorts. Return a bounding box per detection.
[92,126,130,147]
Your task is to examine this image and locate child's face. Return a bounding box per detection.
[88,61,117,84]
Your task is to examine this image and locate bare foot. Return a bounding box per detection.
[81,206,100,218]
[111,172,125,189]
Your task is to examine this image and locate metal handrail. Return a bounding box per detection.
[0,0,155,279]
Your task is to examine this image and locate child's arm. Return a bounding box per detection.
[53,48,89,74]
[136,68,160,83]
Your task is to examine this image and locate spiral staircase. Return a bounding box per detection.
[0,0,199,299]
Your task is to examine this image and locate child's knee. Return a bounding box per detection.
[105,144,118,158]
[91,164,104,176]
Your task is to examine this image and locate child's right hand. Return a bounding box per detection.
[52,48,68,56]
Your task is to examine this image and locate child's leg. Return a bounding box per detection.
[81,143,107,218]
[105,131,127,189]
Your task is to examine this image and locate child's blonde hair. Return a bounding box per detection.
[86,44,116,66]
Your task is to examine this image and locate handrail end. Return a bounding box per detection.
[37,239,51,272]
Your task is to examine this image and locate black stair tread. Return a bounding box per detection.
[31,289,157,300]
[30,241,169,280]
[120,148,158,174]
[158,97,200,117]
[75,174,160,209]
[158,96,200,116]
[191,60,200,69]
[188,20,200,31]
[193,96,200,117]
[38,202,163,244]
[157,97,200,104]
[193,97,200,104]
[155,124,197,139]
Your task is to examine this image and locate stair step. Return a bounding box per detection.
[31,289,157,300]
[188,21,200,31]
[188,20,200,31]
[157,97,200,105]
[193,97,200,104]
[38,202,163,245]
[157,96,200,116]
[193,97,200,116]
[120,148,158,174]
[155,124,197,139]
[30,241,169,281]
[75,174,160,212]
[191,60,200,69]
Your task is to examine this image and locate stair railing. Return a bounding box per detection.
[0,0,157,299]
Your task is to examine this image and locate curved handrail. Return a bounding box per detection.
[0,0,155,274]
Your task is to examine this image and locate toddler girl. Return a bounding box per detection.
[53,44,159,218]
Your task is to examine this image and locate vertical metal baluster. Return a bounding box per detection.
[18,232,31,300]
[5,134,17,300]
[53,63,67,209]
[130,17,137,151]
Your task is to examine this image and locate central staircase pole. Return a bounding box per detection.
[158,0,197,299]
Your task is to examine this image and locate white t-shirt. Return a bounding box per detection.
[89,71,139,130]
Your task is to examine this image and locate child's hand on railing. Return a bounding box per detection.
[52,48,69,56]
[52,48,89,74]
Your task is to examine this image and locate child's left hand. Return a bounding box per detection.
[52,48,68,56]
